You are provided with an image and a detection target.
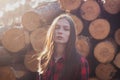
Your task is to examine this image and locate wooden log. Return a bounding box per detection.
[0,46,25,65]
[103,0,120,14]
[95,63,117,80]
[0,66,16,80]
[80,0,100,21]
[34,1,63,24]
[10,51,26,64]
[0,46,12,66]
[0,27,6,45]
[24,30,30,46]
[76,35,90,57]
[89,77,98,80]
[113,52,120,68]
[22,11,41,31]
[24,50,40,72]
[11,64,29,79]
[89,19,110,40]
[30,27,48,52]
[70,14,83,35]
[59,0,82,11]
[1,28,27,53]
[22,1,63,31]
[0,25,11,45]
[94,41,116,63]
[114,28,120,45]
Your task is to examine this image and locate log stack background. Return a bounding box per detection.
[0,0,120,80]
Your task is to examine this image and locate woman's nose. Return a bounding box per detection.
[58,28,63,34]
[58,31,62,34]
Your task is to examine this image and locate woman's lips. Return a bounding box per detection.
[57,36,63,40]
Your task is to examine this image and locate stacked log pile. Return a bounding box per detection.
[0,0,120,80]
[59,0,120,79]
[0,1,63,80]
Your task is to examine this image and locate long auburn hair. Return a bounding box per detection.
[40,14,81,80]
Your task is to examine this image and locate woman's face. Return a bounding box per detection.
[54,18,70,44]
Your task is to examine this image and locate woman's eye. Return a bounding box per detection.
[64,28,69,31]
[64,27,70,31]
[55,25,60,29]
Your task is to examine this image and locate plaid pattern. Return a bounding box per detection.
[38,56,89,80]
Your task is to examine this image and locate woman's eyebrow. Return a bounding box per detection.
[55,24,60,26]
[63,26,69,29]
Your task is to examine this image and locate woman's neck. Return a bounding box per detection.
[55,43,66,58]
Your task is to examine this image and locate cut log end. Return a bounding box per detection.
[76,35,90,57]
[113,52,120,68]
[24,50,40,72]
[94,41,116,63]
[95,64,117,80]
[30,27,48,52]
[89,77,98,80]
[0,66,16,80]
[103,0,120,14]
[59,0,82,11]
[80,0,100,21]
[2,28,26,53]
[22,11,41,31]
[115,28,120,45]
[70,14,83,35]
[89,19,110,40]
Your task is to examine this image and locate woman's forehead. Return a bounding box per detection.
[56,18,70,26]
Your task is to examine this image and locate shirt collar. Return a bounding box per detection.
[53,54,65,63]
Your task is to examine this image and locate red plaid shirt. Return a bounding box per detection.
[37,56,89,80]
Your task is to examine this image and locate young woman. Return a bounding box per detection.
[37,14,89,80]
